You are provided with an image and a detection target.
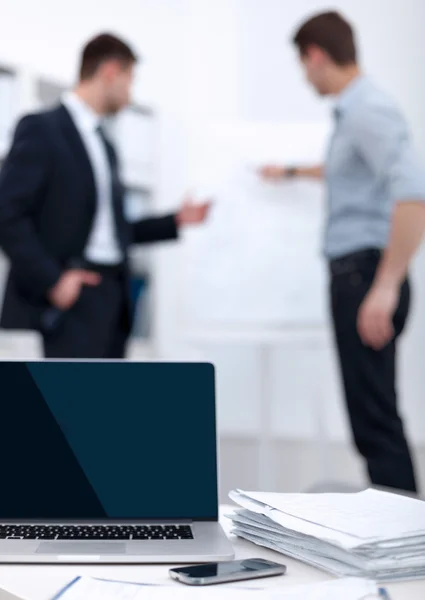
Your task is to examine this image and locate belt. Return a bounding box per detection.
[67,259,125,277]
[329,248,381,277]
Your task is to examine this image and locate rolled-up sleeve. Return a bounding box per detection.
[352,104,425,203]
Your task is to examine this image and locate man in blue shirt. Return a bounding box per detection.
[261,11,425,492]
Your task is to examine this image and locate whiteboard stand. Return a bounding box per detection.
[183,326,330,492]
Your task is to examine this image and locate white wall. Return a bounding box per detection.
[0,0,184,104]
[1,0,425,456]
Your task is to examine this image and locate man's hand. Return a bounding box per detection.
[48,269,101,310]
[357,282,400,350]
[176,197,212,227]
[259,165,287,181]
[259,165,323,181]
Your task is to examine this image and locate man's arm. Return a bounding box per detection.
[374,203,425,288]
[0,115,62,298]
[132,198,211,245]
[354,106,425,349]
[260,165,324,181]
[358,202,425,350]
[132,214,179,244]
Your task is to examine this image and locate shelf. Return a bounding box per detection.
[114,104,156,189]
[36,77,67,108]
[124,186,154,225]
[127,338,156,358]
[122,168,155,191]
[0,66,18,157]
[0,140,8,161]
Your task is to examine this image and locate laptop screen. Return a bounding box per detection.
[0,361,218,521]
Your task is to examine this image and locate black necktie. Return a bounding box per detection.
[96,124,119,178]
[95,125,127,252]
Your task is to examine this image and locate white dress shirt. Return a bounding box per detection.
[62,92,123,265]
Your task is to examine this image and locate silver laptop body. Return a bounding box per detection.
[0,360,234,563]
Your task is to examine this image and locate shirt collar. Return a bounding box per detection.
[62,91,101,132]
[334,74,370,116]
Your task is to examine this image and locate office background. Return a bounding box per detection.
[0,0,425,499]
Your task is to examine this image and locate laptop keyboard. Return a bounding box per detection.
[0,524,194,541]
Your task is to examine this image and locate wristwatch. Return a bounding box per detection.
[285,167,298,178]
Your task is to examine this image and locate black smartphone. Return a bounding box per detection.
[169,558,287,586]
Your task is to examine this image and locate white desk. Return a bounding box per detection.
[0,509,423,600]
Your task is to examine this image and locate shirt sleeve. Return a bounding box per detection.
[351,102,425,203]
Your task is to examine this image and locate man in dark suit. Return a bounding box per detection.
[0,33,210,359]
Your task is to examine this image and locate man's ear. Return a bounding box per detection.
[99,59,122,81]
[306,44,328,66]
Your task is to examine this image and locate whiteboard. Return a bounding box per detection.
[182,120,332,327]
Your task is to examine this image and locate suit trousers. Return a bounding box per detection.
[330,249,417,492]
[42,266,129,359]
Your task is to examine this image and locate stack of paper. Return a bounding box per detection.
[228,488,425,582]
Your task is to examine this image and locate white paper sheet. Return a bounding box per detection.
[229,490,362,549]
[50,576,378,600]
[245,489,425,543]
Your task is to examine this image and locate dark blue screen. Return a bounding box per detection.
[0,362,218,520]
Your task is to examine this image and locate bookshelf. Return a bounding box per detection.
[36,77,67,109]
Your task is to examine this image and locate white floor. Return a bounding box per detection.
[218,437,425,502]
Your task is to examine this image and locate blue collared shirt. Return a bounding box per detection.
[325,75,425,259]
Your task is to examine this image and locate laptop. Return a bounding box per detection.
[0,360,234,563]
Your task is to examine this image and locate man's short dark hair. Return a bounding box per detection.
[293,11,357,66]
[80,33,138,80]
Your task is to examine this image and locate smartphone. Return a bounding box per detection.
[169,558,287,586]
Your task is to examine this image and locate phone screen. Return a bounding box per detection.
[173,559,283,580]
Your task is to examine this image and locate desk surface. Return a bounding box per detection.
[0,509,423,600]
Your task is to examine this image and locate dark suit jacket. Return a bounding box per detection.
[0,104,178,330]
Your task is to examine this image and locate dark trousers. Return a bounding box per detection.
[42,266,129,359]
[330,249,417,492]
